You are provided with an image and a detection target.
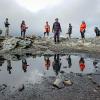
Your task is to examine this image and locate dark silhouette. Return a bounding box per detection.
[52,18,62,43]
[67,55,72,68]
[52,54,61,75]
[94,27,100,37]
[4,18,10,37]
[67,23,72,39]
[79,57,85,71]
[93,60,98,68]
[7,60,12,74]
[0,56,5,66]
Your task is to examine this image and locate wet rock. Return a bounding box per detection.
[63,80,73,86]
[2,38,19,50]
[44,50,54,55]
[18,38,32,48]
[18,84,25,92]
[53,78,64,89]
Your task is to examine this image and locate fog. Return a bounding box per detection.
[0,0,100,37]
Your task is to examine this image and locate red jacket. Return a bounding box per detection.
[80,23,86,32]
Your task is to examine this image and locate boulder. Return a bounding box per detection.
[2,38,19,50]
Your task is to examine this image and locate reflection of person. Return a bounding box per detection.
[52,54,61,75]
[93,60,98,68]
[67,55,72,68]
[0,56,5,66]
[22,58,29,72]
[7,60,12,74]
[79,57,85,71]
[44,57,51,70]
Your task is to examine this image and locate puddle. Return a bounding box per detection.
[0,53,100,90]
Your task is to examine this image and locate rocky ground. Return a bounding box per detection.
[0,73,100,100]
[0,36,100,100]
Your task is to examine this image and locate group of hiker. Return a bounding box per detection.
[1,18,100,43]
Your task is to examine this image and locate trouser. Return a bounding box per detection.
[44,32,49,37]
[5,27,9,37]
[21,31,26,38]
[80,30,85,39]
[54,32,60,43]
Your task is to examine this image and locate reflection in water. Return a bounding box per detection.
[79,57,85,72]
[93,60,98,68]
[44,56,51,70]
[66,55,72,68]
[0,56,5,66]
[22,58,29,73]
[7,60,12,74]
[0,53,100,88]
[52,54,61,76]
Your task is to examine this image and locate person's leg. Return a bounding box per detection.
[21,31,23,37]
[7,27,9,37]
[47,32,49,37]
[23,31,26,38]
[57,33,60,43]
[81,32,83,39]
[44,32,46,37]
[54,33,57,43]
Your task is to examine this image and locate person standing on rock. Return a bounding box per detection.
[44,21,50,37]
[20,20,28,38]
[52,18,62,43]
[67,23,72,39]
[94,27,100,37]
[80,21,86,42]
[4,18,10,37]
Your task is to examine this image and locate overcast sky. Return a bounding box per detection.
[0,0,100,37]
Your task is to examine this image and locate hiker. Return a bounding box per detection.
[44,56,51,70]
[44,21,50,37]
[4,18,10,37]
[80,21,86,40]
[20,20,28,38]
[67,23,72,39]
[22,58,29,72]
[79,57,85,72]
[52,18,62,43]
[52,54,61,75]
[94,27,100,37]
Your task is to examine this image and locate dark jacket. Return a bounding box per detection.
[52,22,62,33]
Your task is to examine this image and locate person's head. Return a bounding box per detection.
[55,18,58,22]
[22,20,25,24]
[69,23,71,26]
[46,21,48,25]
[6,18,8,21]
[95,27,98,29]
[82,21,85,24]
